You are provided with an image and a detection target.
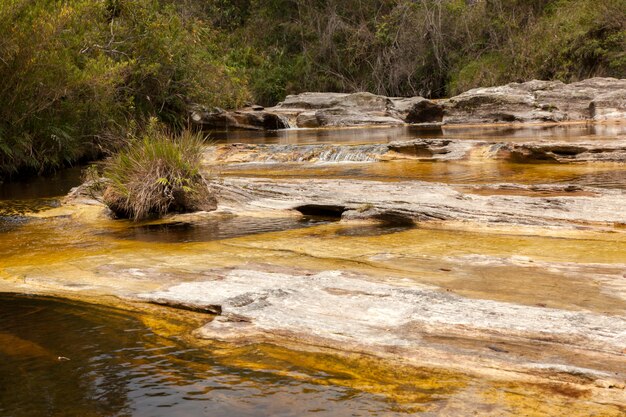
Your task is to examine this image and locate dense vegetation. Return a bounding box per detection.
[228,0,626,104]
[1,0,624,177]
[0,0,247,177]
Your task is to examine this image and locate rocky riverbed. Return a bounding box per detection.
[2,120,626,413]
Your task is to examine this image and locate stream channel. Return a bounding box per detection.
[1,124,625,416]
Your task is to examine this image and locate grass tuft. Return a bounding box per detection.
[103,121,215,221]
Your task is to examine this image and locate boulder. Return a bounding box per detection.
[276,92,350,109]
[591,89,626,120]
[313,107,404,127]
[404,98,445,123]
[443,81,561,124]
[191,78,625,130]
[190,107,290,130]
[443,77,626,124]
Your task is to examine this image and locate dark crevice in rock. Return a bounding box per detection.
[295,204,347,218]
[148,299,222,315]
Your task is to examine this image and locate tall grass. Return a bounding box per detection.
[103,122,214,220]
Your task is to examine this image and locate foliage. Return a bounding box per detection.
[103,120,212,220]
[0,0,249,178]
[215,0,625,100]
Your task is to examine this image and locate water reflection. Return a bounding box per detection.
[110,216,335,243]
[0,166,83,216]
[0,295,460,416]
[210,123,626,145]
[222,160,626,190]
[0,166,83,200]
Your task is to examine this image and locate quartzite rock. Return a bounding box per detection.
[190,78,625,130]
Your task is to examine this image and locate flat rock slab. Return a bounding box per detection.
[138,269,626,378]
[216,177,626,227]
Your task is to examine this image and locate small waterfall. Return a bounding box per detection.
[208,143,390,164]
[206,139,483,164]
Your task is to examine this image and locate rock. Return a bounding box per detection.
[313,107,404,127]
[147,299,222,314]
[294,111,320,128]
[591,89,626,120]
[403,97,445,123]
[444,77,626,124]
[215,177,626,227]
[190,78,625,131]
[444,81,562,124]
[278,92,403,127]
[276,92,350,109]
[203,139,476,164]
[388,96,423,118]
[190,107,290,130]
[138,268,626,362]
[489,142,626,163]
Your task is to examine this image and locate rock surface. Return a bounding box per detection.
[190,106,290,130]
[140,268,626,351]
[444,77,626,124]
[215,177,626,227]
[190,78,625,130]
[137,267,626,385]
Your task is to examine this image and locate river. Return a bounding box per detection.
[1,125,625,416]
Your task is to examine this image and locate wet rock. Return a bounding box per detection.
[490,142,626,163]
[204,139,477,164]
[294,111,320,128]
[148,299,222,315]
[386,139,474,160]
[205,138,626,165]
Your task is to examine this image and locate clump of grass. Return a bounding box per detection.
[103,121,215,220]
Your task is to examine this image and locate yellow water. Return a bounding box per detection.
[221,159,626,189]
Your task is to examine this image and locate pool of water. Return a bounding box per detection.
[0,294,469,417]
[109,215,336,243]
[221,160,626,189]
[0,166,83,216]
[211,124,625,145]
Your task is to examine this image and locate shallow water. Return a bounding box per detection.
[2,125,626,416]
[109,215,335,243]
[211,124,626,145]
[0,295,450,416]
[0,166,83,216]
[221,160,626,189]
[1,295,622,417]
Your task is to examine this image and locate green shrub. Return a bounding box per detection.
[103,121,215,220]
[0,0,250,179]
